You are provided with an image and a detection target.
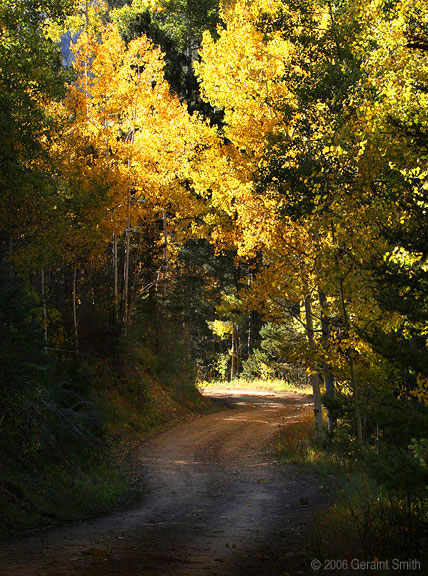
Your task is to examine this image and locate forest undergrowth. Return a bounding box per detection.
[277,411,428,574]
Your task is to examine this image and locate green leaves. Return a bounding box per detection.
[0,0,71,267]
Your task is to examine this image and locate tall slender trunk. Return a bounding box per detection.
[304,295,324,439]
[123,203,130,334]
[247,273,252,357]
[235,326,240,374]
[318,290,335,433]
[162,207,168,298]
[329,210,362,444]
[186,23,193,101]
[338,277,363,445]
[123,90,138,334]
[113,232,118,323]
[41,268,48,346]
[73,266,79,355]
[230,325,237,381]
[230,328,235,381]
[247,312,251,358]
[83,0,90,116]
[105,92,117,324]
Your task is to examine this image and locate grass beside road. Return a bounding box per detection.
[197,377,312,395]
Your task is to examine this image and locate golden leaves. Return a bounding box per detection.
[196,0,295,160]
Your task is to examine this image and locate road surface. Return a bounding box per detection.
[0,389,327,576]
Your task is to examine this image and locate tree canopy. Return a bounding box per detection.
[1,0,428,555]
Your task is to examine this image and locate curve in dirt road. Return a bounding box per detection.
[0,389,329,576]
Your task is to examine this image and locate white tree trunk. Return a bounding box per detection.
[162,207,168,297]
[73,266,79,354]
[123,209,130,334]
[318,290,335,433]
[304,295,323,439]
[113,232,118,323]
[338,277,363,445]
[41,268,48,346]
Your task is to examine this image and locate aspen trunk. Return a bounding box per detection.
[235,326,240,374]
[304,295,324,439]
[122,93,137,335]
[162,207,168,297]
[230,329,235,381]
[83,0,90,115]
[113,232,118,323]
[329,213,362,444]
[318,290,335,433]
[123,208,130,334]
[230,325,237,381]
[247,273,252,357]
[338,277,363,445]
[41,268,48,346]
[247,312,251,357]
[186,23,193,101]
[72,266,79,355]
[106,98,117,323]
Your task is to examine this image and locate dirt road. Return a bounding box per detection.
[0,389,328,576]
